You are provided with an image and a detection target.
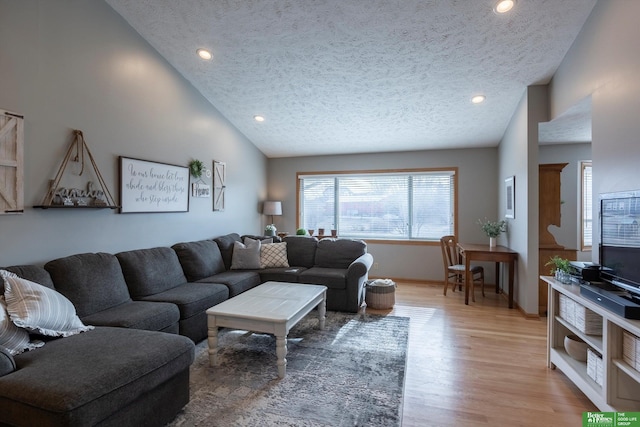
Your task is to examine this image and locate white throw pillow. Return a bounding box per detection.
[0,270,94,337]
[0,296,43,356]
[231,239,262,270]
[260,242,290,269]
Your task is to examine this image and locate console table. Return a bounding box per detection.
[457,243,518,308]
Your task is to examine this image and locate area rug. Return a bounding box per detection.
[168,312,409,427]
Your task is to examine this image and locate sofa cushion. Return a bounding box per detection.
[314,238,367,268]
[213,233,242,270]
[136,282,229,319]
[196,271,261,297]
[1,271,93,337]
[1,265,54,294]
[230,239,261,270]
[0,297,42,356]
[283,236,318,268]
[116,247,188,297]
[45,253,132,318]
[299,267,349,290]
[260,242,290,268]
[0,347,15,377]
[258,267,306,283]
[172,240,226,281]
[80,300,179,332]
[0,327,194,427]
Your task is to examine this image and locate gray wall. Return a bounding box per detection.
[268,148,500,283]
[0,0,267,266]
[549,0,640,263]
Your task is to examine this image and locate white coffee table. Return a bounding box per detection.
[206,281,327,379]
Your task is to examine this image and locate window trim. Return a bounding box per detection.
[296,167,458,243]
[580,161,592,251]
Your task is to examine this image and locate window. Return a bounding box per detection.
[297,169,456,241]
[581,161,592,250]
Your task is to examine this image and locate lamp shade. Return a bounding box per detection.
[263,201,282,216]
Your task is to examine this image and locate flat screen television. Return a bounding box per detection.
[599,189,640,297]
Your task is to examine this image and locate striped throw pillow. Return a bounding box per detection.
[0,296,43,356]
[0,270,93,337]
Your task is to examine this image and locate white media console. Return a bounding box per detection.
[543,276,640,411]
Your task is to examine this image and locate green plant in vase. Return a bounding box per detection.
[477,218,506,247]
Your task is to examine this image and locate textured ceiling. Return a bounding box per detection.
[105,0,597,158]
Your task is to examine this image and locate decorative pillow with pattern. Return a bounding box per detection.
[260,242,290,269]
[0,269,94,337]
[0,296,43,356]
[230,239,261,269]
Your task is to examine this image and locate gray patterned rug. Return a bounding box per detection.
[168,312,409,427]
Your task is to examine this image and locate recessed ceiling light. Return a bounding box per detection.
[494,0,515,14]
[471,95,486,104]
[196,48,212,60]
[254,115,265,122]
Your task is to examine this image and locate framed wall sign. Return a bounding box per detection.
[505,175,515,219]
[119,157,189,213]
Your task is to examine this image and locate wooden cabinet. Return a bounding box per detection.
[544,276,640,411]
[538,163,576,315]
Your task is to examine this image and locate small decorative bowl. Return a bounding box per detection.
[564,335,588,362]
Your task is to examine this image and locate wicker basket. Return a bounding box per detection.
[559,294,603,335]
[365,279,396,309]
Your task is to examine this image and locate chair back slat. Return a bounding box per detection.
[440,235,459,271]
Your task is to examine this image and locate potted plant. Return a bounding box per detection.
[545,255,572,284]
[477,218,507,247]
[264,224,277,237]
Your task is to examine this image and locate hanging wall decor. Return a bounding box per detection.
[213,160,226,211]
[35,129,118,209]
[0,110,24,214]
[119,157,189,213]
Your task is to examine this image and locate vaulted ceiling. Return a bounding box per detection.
[105,0,597,158]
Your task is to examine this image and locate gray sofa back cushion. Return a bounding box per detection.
[284,236,318,268]
[213,233,242,270]
[44,253,131,318]
[116,247,188,297]
[1,265,55,293]
[314,239,367,269]
[172,240,226,282]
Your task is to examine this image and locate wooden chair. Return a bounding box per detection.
[440,235,485,301]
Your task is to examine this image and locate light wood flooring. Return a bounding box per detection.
[363,282,595,427]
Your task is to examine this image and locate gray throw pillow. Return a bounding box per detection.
[230,239,261,270]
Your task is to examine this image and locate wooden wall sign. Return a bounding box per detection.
[0,110,24,214]
[119,157,190,213]
[213,160,226,211]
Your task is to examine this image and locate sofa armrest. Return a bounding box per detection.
[0,347,16,377]
[345,253,374,312]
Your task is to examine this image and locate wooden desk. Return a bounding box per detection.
[457,243,518,308]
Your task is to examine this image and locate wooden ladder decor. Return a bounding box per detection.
[36,129,118,209]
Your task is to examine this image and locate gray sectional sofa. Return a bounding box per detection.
[0,233,373,426]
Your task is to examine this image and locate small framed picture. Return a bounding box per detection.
[191,183,210,198]
[505,176,515,219]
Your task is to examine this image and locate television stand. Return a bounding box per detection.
[544,276,640,411]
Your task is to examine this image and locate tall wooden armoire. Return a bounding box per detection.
[538,163,577,315]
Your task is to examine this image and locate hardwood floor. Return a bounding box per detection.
[363,282,595,427]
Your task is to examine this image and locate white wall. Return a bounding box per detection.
[268,148,500,283]
[0,0,267,266]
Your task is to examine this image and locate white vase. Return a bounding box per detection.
[489,237,497,247]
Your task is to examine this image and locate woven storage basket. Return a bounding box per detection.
[365,279,396,309]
